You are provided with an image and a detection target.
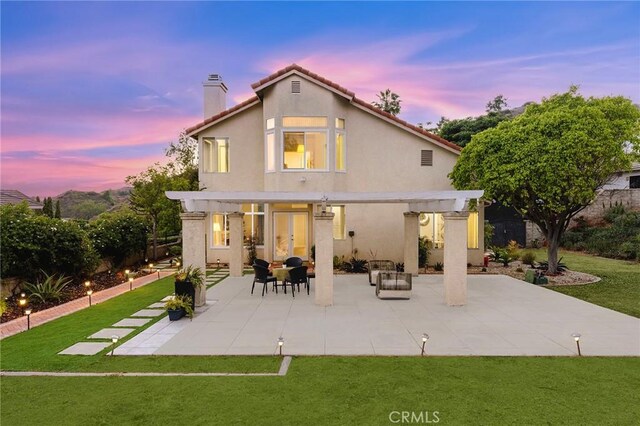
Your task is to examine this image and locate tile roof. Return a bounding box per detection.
[0,189,43,209]
[186,64,461,152]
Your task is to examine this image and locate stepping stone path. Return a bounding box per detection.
[58,268,230,356]
[112,318,152,327]
[59,342,111,356]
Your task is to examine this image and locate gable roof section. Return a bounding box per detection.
[0,189,43,209]
[186,64,461,154]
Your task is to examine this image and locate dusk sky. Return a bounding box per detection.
[1,2,639,197]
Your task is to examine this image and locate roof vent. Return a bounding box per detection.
[291,80,301,94]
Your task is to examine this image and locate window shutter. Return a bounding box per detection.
[421,150,433,166]
[291,80,301,94]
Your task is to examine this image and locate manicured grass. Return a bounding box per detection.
[532,249,640,317]
[2,357,640,425]
[0,275,279,373]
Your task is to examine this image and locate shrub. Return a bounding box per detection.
[23,272,72,303]
[343,255,368,273]
[0,203,99,280]
[484,221,494,249]
[506,240,520,260]
[169,245,182,256]
[164,294,194,319]
[333,255,344,270]
[434,262,444,271]
[537,257,568,273]
[87,210,149,267]
[490,247,516,267]
[520,251,536,267]
[246,235,257,266]
[418,237,430,269]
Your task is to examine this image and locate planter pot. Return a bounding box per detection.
[175,279,196,310]
[167,308,185,321]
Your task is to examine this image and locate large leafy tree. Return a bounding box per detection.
[126,165,189,261]
[450,87,640,273]
[372,89,402,116]
[165,130,199,191]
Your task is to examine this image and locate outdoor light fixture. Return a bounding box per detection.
[278,337,284,356]
[175,261,180,267]
[110,335,119,356]
[421,333,429,356]
[129,277,134,291]
[157,268,160,279]
[84,280,91,288]
[25,308,32,330]
[149,263,154,272]
[217,258,221,269]
[125,269,130,276]
[18,294,27,307]
[87,290,93,306]
[572,333,582,356]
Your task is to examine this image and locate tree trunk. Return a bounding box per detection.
[546,231,560,274]
[152,218,158,261]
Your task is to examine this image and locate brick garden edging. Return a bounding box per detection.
[0,271,175,340]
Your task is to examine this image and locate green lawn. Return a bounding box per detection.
[2,261,639,425]
[532,249,640,318]
[2,357,639,425]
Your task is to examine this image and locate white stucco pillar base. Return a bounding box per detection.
[314,211,335,306]
[403,212,420,276]
[443,211,470,306]
[180,212,207,307]
[228,212,245,278]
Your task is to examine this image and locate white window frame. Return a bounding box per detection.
[328,205,346,240]
[280,129,329,172]
[202,137,229,173]
[211,213,229,248]
[265,131,276,173]
[335,129,346,172]
[243,204,265,247]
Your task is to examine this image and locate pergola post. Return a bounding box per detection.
[403,212,420,276]
[314,211,335,306]
[180,212,207,307]
[443,211,470,306]
[228,212,245,277]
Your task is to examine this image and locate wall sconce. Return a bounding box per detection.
[421,333,429,356]
[25,308,32,330]
[278,337,284,356]
[572,333,582,356]
[87,290,93,306]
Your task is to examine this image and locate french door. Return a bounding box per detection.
[273,212,308,261]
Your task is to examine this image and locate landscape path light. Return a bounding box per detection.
[278,337,284,356]
[421,333,429,356]
[18,293,27,307]
[129,277,134,291]
[111,335,119,356]
[87,290,93,307]
[572,333,582,356]
[25,308,32,330]
[84,280,91,288]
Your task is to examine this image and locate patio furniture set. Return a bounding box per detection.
[251,257,412,300]
[251,257,314,297]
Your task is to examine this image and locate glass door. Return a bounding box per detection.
[273,212,308,261]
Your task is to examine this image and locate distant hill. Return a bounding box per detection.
[54,187,131,220]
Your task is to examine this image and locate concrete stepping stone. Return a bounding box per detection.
[147,302,166,309]
[161,295,175,302]
[112,318,152,327]
[89,328,136,340]
[59,342,111,355]
[131,309,165,318]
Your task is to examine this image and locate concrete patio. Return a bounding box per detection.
[116,274,640,356]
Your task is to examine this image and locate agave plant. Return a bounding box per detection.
[175,265,204,288]
[23,271,72,303]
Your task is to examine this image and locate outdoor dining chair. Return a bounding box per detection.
[284,257,303,267]
[285,265,308,296]
[253,258,273,275]
[252,264,277,297]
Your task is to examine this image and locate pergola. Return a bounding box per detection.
[165,190,484,308]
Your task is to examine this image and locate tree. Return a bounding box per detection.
[88,209,149,268]
[126,164,189,261]
[372,89,402,116]
[42,197,54,217]
[485,94,508,113]
[450,86,640,273]
[54,200,61,219]
[165,130,199,191]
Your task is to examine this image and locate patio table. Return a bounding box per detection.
[272,267,292,282]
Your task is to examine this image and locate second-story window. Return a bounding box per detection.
[203,137,229,173]
[282,116,327,170]
[335,118,346,172]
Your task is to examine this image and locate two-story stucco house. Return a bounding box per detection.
[167,64,484,307]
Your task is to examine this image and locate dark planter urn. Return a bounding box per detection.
[168,308,185,321]
[175,279,196,310]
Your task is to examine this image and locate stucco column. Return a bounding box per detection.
[443,211,470,306]
[314,211,335,306]
[228,212,245,277]
[403,212,420,276]
[180,212,207,307]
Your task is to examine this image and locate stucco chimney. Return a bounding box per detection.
[203,74,228,118]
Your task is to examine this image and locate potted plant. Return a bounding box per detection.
[174,265,204,309]
[164,294,194,321]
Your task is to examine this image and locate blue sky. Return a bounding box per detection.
[2,1,639,195]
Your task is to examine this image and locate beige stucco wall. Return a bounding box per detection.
[195,73,484,266]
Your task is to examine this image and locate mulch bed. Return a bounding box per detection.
[1,269,151,323]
